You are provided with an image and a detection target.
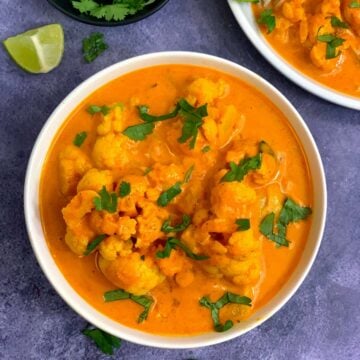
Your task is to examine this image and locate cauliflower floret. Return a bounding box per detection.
[62,190,98,230]
[92,133,134,169]
[59,145,92,195]
[148,163,184,189]
[99,235,133,261]
[310,42,343,71]
[251,153,278,185]
[64,227,94,256]
[282,0,306,23]
[98,252,165,295]
[201,218,237,234]
[186,78,227,106]
[77,168,113,192]
[136,199,169,249]
[117,175,149,216]
[201,105,245,148]
[97,104,125,136]
[117,216,137,241]
[156,249,190,277]
[206,253,261,287]
[227,229,260,258]
[89,211,119,235]
[211,181,257,219]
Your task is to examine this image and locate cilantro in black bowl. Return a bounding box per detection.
[47,0,170,26]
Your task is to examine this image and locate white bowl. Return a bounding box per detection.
[228,0,360,111]
[24,51,327,349]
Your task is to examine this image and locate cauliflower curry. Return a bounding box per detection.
[253,0,360,97]
[40,65,312,335]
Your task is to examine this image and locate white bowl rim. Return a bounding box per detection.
[24,51,327,349]
[228,0,360,111]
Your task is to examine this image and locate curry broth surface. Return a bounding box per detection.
[40,65,312,335]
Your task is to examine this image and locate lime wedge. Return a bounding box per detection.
[3,24,64,74]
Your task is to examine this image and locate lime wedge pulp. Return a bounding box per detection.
[3,24,64,74]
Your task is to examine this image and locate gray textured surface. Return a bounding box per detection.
[0,0,359,359]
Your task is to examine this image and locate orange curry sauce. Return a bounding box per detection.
[40,65,312,335]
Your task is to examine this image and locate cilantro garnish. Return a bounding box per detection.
[177,99,208,149]
[330,16,349,29]
[260,198,312,247]
[157,182,182,207]
[156,165,195,207]
[201,145,211,153]
[156,237,209,260]
[122,104,179,141]
[199,292,252,332]
[73,131,87,147]
[82,326,121,355]
[104,289,154,323]
[82,32,108,63]
[87,104,110,115]
[235,218,250,231]
[221,154,262,182]
[122,99,207,148]
[161,214,191,233]
[317,33,345,59]
[349,1,360,8]
[72,0,157,22]
[93,186,118,213]
[258,9,276,33]
[118,181,131,198]
[84,234,107,256]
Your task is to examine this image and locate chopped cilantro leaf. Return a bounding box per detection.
[156,237,209,260]
[161,214,191,233]
[330,16,349,29]
[258,9,276,33]
[317,33,345,59]
[73,131,87,147]
[87,104,110,115]
[236,218,250,231]
[93,186,118,213]
[199,292,252,332]
[82,32,108,63]
[83,234,106,256]
[221,154,262,182]
[157,182,182,207]
[260,198,312,247]
[104,289,154,323]
[349,1,360,8]
[82,326,121,355]
[118,181,131,198]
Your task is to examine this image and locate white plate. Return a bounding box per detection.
[24,51,327,348]
[228,0,360,111]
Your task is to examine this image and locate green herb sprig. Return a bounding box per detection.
[93,186,118,213]
[221,154,262,182]
[199,292,252,332]
[118,181,131,198]
[73,131,87,147]
[317,33,345,59]
[122,99,208,149]
[156,237,209,260]
[104,289,154,323]
[157,165,195,207]
[82,326,121,355]
[258,9,276,33]
[161,214,191,233]
[82,32,108,63]
[260,198,312,247]
[84,234,107,256]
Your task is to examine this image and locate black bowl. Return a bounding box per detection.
[47,0,170,26]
